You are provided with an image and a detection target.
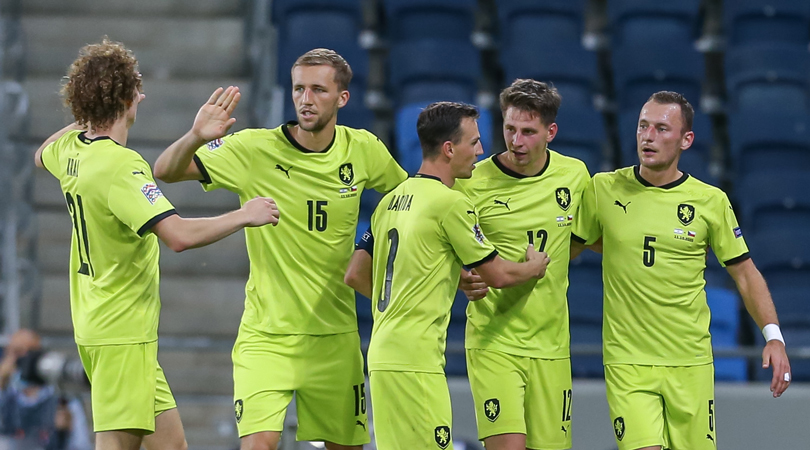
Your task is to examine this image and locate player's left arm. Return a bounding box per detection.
[365,135,408,192]
[34,123,83,169]
[345,227,374,299]
[726,259,791,397]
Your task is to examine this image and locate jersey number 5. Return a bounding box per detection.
[66,193,94,276]
[377,228,399,312]
[643,236,656,267]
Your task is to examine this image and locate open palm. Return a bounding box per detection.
[192,86,241,141]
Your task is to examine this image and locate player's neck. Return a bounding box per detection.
[417,160,455,188]
[85,117,130,146]
[290,122,335,153]
[637,164,683,187]
[497,149,548,176]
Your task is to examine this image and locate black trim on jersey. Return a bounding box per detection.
[724,252,751,267]
[467,250,499,269]
[282,121,336,153]
[192,154,213,184]
[571,233,586,244]
[491,150,551,179]
[633,165,689,189]
[414,173,442,182]
[137,209,178,237]
[77,132,120,146]
[355,226,374,256]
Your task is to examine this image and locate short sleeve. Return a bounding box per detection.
[356,226,374,256]
[365,136,407,193]
[573,175,601,245]
[108,158,177,236]
[708,192,750,267]
[441,195,497,268]
[40,141,59,176]
[192,131,253,193]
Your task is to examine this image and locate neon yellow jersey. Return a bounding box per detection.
[367,175,498,373]
[194,122,407,335]
[574,166,749,365]
[456,150,590,358]
[41,130,177,345]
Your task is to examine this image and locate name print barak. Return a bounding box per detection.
[387,194,413,212]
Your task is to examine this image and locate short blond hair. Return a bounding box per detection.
[292,48,353,91]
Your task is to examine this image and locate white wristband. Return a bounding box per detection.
[762,324,785,345]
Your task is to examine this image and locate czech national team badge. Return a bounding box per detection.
[434,426,451,449]
[613,417,625,441]
[484,398,500,422]
[234,399,243,423]
[556,187,572,211]
[677,203,695,226]
[339,163,354,186]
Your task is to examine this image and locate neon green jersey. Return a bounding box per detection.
[194,123,407,335]
[456,150,590,358]
[367,175,498,373]
[41,130,177,345]
[574,166,749,365]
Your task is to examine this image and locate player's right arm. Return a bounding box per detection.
[34,123,84,169]
[154,86,240,182]
[152,196,279,252]
[473,244,550,289]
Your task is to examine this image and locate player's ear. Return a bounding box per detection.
[680,130,694,151]
[441,140,454,159]
[546,122,558,143]
[337,90,350,109]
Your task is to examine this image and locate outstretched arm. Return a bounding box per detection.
[474,245,550,289]
[34,123,83,168]
[726,258,791,397]
[154,86,240,182]
[152,196,279,252]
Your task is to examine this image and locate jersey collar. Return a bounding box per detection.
[633,165,689,189]
[77,132,120,146]
[491,150,551,179]
[282,121,336,154]
[413,173,442,182]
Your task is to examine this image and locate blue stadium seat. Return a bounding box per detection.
[568,251,604,378]
[389,39,481,106]
[612,44,704,111]
[706,287,747,382]
[736,171,810,234]
[747,229,810,289]
[618,111,714,185]
[495,0,586,47]
[725,44,810,113]
[394,103,493,175]
[727,112,810,176]
[501,42,599,109]
[552,107,606,174]
[383,0,476,42]
[724,0,810,46]
[607,0,701,47]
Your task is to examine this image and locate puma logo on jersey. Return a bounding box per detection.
[706,434,714,443]
[494,198,511,210]
[614,200,630,213]
[561,425,568,436]
[275,164,292,178]
[466,210,476,215]
[356,420,366,431]
[132,170,145,176]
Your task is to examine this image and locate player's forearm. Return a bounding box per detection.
[154,130,206,182]
[345,251,374,299]
[731,261,779,329]
[478,257,543,289]
[164,211,250,252]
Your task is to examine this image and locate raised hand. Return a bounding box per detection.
[191,86,241,142]
[242,196,280,227]
[525,244,551,279]
[459,269,489,301]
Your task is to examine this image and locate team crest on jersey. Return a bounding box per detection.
[484,398,500,422]
[434,426,451,449]
[556,187,572,211]
[613,417,625,441]
[140,183,163,205]
[339,163,355,186]
[677,203,695,226]
[473,223,486,245]
[206,138,224,151]
[234,399,243,423]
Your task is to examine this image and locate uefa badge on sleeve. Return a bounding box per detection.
[206,138,224,151]
[140,183,164,205]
